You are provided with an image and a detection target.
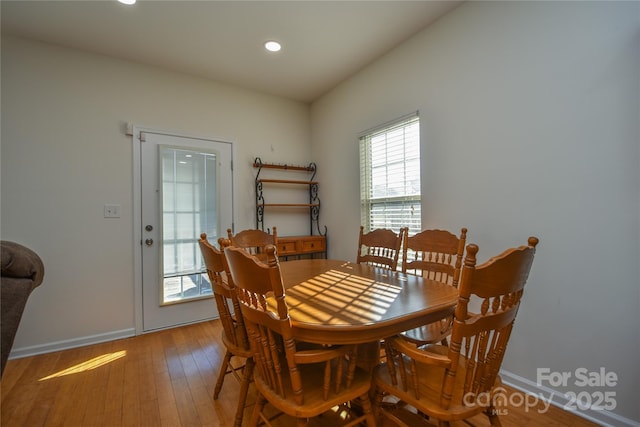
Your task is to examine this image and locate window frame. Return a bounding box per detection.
[359,112,421,236]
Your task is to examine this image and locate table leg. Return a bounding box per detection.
[356,341,381,372]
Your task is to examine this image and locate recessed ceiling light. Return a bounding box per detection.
[264,41,282,52]
[118,0,136,5]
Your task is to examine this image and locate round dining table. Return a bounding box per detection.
[278,259,458,347]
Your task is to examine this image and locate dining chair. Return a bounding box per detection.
[227,227,277,260]
[224,244,377,427]
[374,237,539,427]
[356,226,406,271]
[399,227,467,346]
[198,233,253,427]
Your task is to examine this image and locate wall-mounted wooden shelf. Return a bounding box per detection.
[254,157,327,258]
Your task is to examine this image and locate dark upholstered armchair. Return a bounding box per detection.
[1,241,44,377]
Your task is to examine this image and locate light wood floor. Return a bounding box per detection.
[1,320,599,427]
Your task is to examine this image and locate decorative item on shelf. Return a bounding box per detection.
[253,157,327,258]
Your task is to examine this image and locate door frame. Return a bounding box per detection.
[131,124,236,334]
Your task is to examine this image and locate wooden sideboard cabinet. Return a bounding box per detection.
[277,235,326,258]
[254,157,327,258]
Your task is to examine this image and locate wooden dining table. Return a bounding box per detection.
[278,259,458,348]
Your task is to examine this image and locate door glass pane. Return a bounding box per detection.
[160,146,219,304]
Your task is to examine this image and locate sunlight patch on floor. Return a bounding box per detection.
[39,350,127,381]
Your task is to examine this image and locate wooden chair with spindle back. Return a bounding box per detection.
[198,233,253,427]
[399,227,467,346]
[374,237,539,427]
[224,244,377,427]
[227,227,277,260]
[356,226,406,271]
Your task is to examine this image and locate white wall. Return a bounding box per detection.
[1,36,311,351]
[311,1,639,424]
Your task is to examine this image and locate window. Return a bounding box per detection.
[359,113,421,236]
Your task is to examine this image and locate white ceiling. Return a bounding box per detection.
[1,1,462,103]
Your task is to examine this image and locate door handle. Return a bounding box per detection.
[145,239,154,246]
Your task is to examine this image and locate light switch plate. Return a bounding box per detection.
[104,204,121,218]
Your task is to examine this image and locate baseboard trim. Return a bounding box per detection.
[501,369,639,427]
[8,328,136,360]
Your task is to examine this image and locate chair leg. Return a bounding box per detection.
[233,357,255,427]
[250,393,267,427]
[486,407,502,427]
[372,385,385,420]
[214,350,233,399]
[359,391,378,426]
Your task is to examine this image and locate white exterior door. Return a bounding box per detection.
[134,128,233,332]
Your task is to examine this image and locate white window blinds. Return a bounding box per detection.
[359,113,421,236]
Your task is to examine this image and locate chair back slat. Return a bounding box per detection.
[402,228,467,286]
[357,226,405,270]
[227,227,277,259]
